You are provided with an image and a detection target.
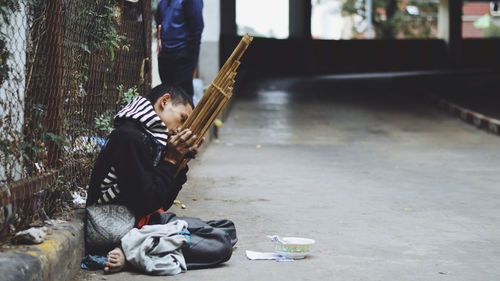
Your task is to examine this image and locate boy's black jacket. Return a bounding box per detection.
[86,120,187,217]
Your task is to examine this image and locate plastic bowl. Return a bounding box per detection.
[273,237,315,259]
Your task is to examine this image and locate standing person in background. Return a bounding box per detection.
[155,0,204,98]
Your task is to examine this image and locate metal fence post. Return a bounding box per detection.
[45,0,63,168]
[142,0,152,90]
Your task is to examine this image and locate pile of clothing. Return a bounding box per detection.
[82,212,237,275]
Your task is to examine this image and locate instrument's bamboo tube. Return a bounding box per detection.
[190,91,221,128]
[174,34,252,177]
[213,35,250,84]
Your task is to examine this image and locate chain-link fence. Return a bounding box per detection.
[0,0,151,238]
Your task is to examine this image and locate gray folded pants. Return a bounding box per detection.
[148,212,237,269]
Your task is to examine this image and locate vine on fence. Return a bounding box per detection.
[95,84,140,135]
[0,0,21,84]
[0,0,131,186]
[0,0,147,237]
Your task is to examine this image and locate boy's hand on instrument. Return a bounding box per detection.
[184,137,205,159]
[164,129,199,165]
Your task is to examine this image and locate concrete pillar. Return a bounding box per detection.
[289,0,311,39]
[219,0,236,69]
[199,0,220,86]
[220,0,236,37]
[438,0,463,67]
[438,0,450,40]
[46,0,63,168]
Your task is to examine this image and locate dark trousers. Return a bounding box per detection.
[158,48,198,97]
[149,212,237,269]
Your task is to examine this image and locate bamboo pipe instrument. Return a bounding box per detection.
[175,34,253,177]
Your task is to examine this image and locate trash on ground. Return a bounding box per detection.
[214,118,223,128]
[71,187,87,207]
[267,235,315,259]
[181,204,187,209]
[245,250,293,262]
[34,162,44,173]
[81,254,107,270]
[71,136,106,153]
[215,139,220,144]
[173,200,181,205]
[13,226,49,244]
[246,235,315,262]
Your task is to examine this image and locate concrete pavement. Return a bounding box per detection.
[75,77,500,281]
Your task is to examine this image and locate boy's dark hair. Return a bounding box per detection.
[145,84,194,108]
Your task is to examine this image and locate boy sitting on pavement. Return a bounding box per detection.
[85,84,237,274]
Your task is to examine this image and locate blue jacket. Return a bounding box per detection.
[156,0,204,52]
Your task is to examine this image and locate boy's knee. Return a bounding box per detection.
[217,233,233,262]
[198,230,233,259]
[184,229,234,268]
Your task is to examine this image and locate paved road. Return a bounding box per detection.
[76,77,500,281]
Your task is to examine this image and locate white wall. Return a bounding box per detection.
[0,4,27,184]
[199,0,220,87]
[438,0,450,42]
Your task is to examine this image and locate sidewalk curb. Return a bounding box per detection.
[430,95,500,136]
[0,209,85,281]
[0,96,230,280]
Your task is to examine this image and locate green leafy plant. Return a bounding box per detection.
[78,1,129,60]
[0,121,72,184]
[94,110,114,135]
[117,84,140,108]
[483,23,500,38]
[342,0,438,39]
[94,85,140,136]
[43,132,71,148]
[40,175,72,217]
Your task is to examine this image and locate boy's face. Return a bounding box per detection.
[154,93,193,134]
